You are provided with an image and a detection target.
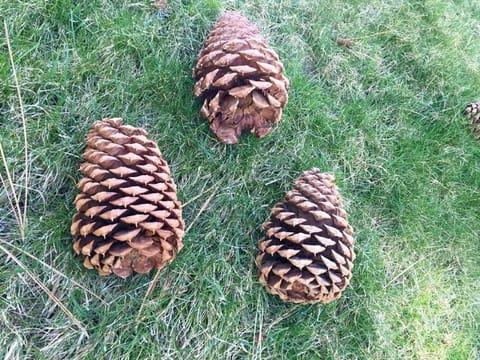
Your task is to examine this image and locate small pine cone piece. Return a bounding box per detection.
[193,11,289,144]
[71,118,184,278]
[257,169,355,304]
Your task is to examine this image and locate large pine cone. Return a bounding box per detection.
[257,169,355,304]
[193,11,289,144]
[71,118,184,278]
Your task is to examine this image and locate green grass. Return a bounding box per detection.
[1,0,479,358]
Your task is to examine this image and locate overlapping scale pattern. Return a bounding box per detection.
[71,118,184,278]
[257,169,355,304]
[193,11,289,144]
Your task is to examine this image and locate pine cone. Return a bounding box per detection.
[465,102,480,117]
[71,118,184,278]
[193,11,289,144]
[257,169,355,304]
[465,102,480,139]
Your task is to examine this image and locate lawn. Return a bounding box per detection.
[1,0,479,359]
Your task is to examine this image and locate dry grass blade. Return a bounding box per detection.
[136,191,216,321]
[182,184,215,207]
[384,249,444,288]
[266,307,301,333]
[0,167,22,232]
[0,239,107,305]
[4,21,29,226]
[1,22,89,338]
[184,191,215,234]
[0,144,24,237]
[0,244,88,335]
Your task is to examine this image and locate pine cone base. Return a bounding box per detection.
[71,118,184,278]
[257,169,355,304]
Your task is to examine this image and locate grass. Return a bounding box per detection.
[1,0,479,358]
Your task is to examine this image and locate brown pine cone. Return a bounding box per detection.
[257,169,355,304]
[71,118,184,278]
[465,102,480,139]
[465,102,480,117]
[193,11,289,144]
